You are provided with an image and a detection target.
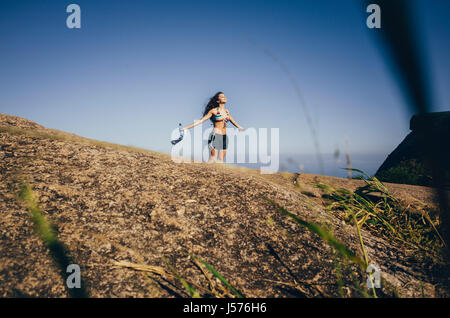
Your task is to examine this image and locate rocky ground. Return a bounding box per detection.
[0,113,448,298]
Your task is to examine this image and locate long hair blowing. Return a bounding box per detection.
[203,91,223,122]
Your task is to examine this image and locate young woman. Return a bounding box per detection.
[182,92,244,163]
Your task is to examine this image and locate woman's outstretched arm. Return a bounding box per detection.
[182,110,213,130]
[228,113,245,131]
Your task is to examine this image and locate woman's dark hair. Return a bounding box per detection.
[203,91,223,123]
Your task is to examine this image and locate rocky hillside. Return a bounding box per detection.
[0,113,448,298]
[375,111,450,187]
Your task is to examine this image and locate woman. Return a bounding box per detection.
[182,92,244,163]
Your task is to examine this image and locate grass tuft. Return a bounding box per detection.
[317,168,445,257]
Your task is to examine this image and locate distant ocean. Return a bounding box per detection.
[227,153,388,178]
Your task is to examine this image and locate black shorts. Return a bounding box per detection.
[208,133,228,150]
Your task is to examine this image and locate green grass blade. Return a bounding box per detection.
[341,168,371,180]
[162,257,200,298]
[263,196,365,269]
[190,255,244,298]
[18,183,89,298]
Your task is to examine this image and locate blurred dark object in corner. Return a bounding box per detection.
[375,111,450,189]
[365,0,449,284]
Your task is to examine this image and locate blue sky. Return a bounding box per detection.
[1,0,449,176]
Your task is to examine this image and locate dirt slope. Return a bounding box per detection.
[0,113,447,297]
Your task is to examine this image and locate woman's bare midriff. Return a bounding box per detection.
[213,123,227,135]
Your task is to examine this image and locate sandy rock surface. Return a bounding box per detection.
[0,113,448,297]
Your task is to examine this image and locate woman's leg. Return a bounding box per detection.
[216,134,227,163]
[217,150,226,163]
[207,148,216,163]
[207,133,216,163]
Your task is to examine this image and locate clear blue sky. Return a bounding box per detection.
[1,0,449,175]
